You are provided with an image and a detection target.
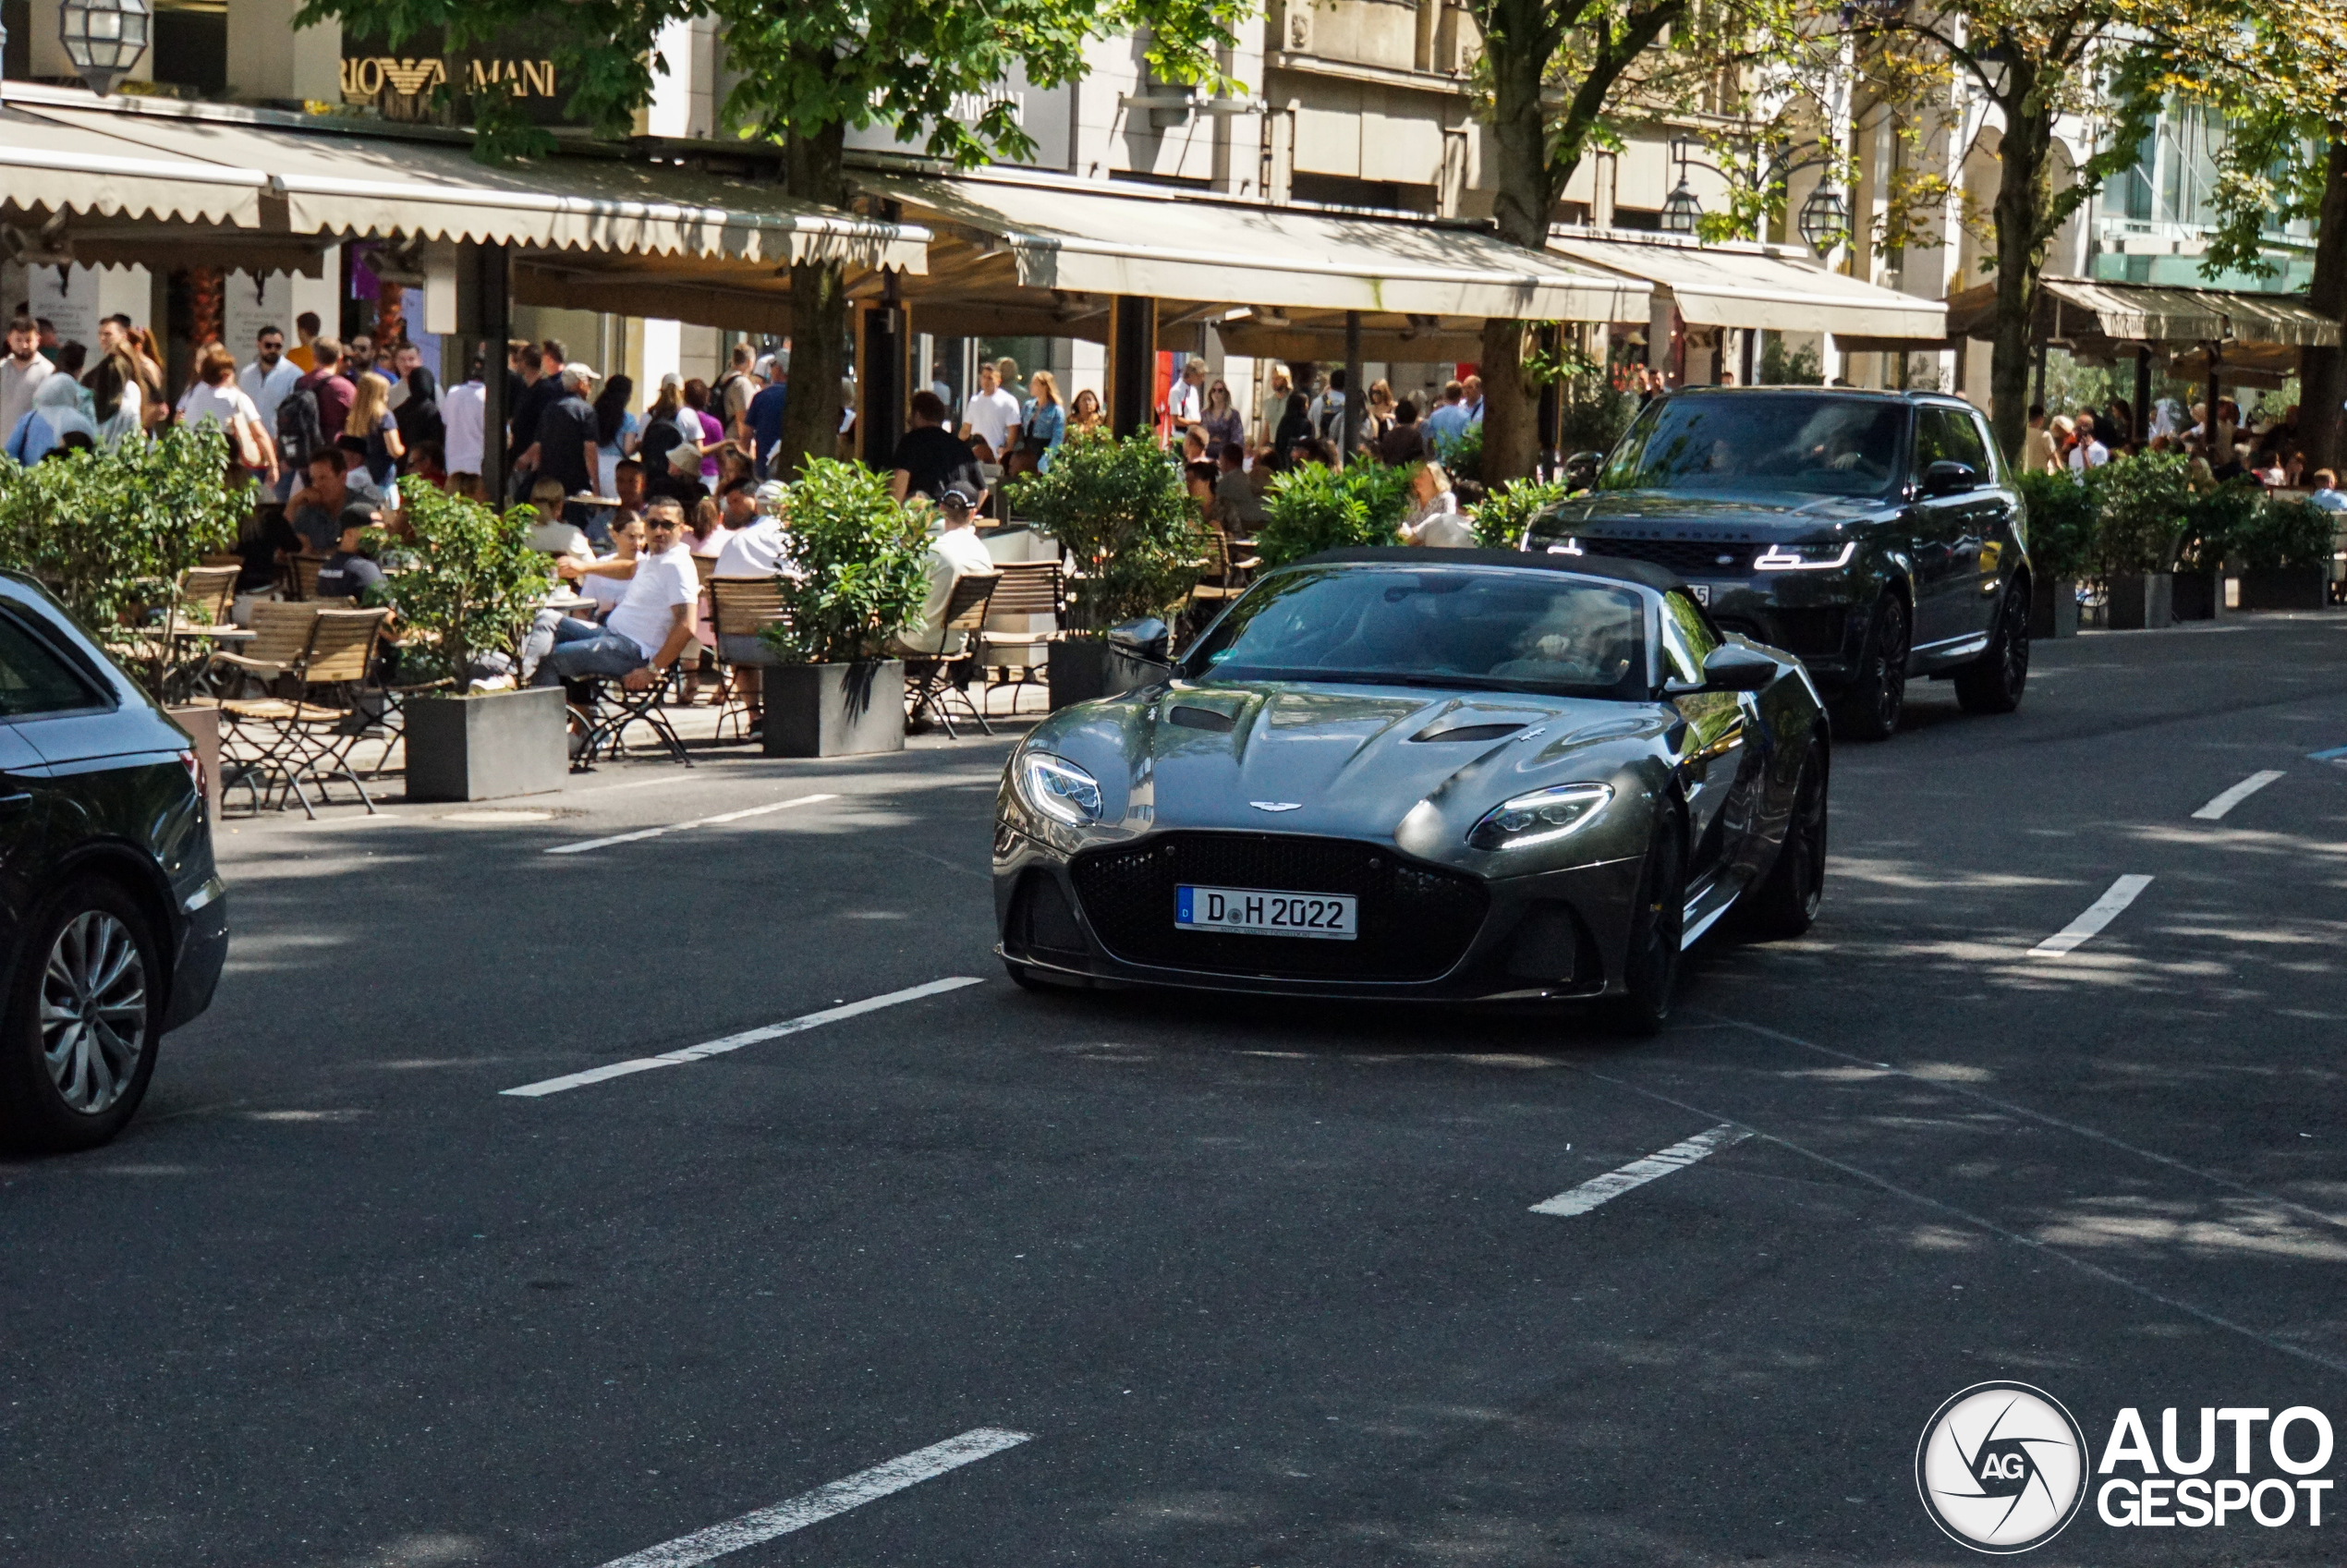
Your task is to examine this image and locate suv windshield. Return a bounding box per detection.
[1183,566,1652,700]
[1598,393,1908,498]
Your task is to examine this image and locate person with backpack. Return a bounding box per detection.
[282,337,352,483]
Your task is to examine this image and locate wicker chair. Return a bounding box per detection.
[710,577,787,743]
[211,608,391,817]
[975,560,1062,716]
[903,571,1000,739]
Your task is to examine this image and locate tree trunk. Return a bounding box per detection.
[1987,89,2053,463]
[776,118,850,482]
[1479,318,1538,484]
[1478,0,1550,486]
[2299,140,2347,474]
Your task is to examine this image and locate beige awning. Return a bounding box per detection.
[867,171,1648,322]
[2,93,928,273]
[1550,232,1947,343]
[1944,277,2339,350]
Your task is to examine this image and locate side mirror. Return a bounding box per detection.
[1107,616,1173,664]
[1922,460,1980,497]
[1563,451,1602,489]
[1699,645,1776,692]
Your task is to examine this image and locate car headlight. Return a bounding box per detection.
[1015,751,1105,825]
[1753,541,1856,571]
[1468,782,1614,851]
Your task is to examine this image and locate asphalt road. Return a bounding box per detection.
[5,613,2347,1567]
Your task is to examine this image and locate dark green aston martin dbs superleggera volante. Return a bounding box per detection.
[992,548,1830,1032]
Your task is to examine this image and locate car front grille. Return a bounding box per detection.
[1574,537,1761,578]
[1068,831,1490,982]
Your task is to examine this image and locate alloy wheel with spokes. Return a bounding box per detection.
[41,910,150,1113]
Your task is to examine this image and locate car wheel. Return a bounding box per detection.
[1954,578,2031,714]
[1831,592,1908,742]
[0,881,163,1154]
[1604,819,1686,1037]
[1738,740,1828,941]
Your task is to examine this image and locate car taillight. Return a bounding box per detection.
[179,748,206,803]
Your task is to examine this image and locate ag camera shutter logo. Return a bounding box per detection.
[1916,1382,2089,1553]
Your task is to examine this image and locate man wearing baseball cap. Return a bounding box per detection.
[523,362,602,517]
[890,487,996,659]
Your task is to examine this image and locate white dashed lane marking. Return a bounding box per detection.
[593,1427,1033,1568]
[2191,771,2284,820]
[500,978,984,1097]
[2027,875,2154,957]
[544,793,839,855]
[1530,1124,1751,1217]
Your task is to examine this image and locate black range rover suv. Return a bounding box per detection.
[1524,387,2030,739]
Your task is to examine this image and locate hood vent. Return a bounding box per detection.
[1168,705,1237,733]
[1409,721,1526,744]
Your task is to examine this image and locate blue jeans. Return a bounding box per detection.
[530,617,648,687]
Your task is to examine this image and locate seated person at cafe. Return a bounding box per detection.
[315,504,389,602]
[534,500,699,690]
[1215,442,1267,529]
[573,511,646,621]
[888,391,986,510]
[887,488,996,659]
[711,480,796,735]
[286,447,382,555]
[525,475,594,561]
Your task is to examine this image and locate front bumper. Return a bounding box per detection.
[993,825,1645,1003]
[1686,573,1874,692]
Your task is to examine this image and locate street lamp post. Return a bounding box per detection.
[57,0,153,97]
[1797,186,1851,254]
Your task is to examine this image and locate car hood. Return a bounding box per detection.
[1032,679,1674,849]
[1547,489,1897,535]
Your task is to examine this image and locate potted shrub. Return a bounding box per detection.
[2089,452,2191,630]
[1008,432,1210,707]
[0,425,249,784]
[2013,468,2092,637]
[2172,480,2259,620]
[2232,497,2337,610]
[755,458,928,756]
[366,484,563,800]
[1468,476,1575,550]
[1255,461,1414,567]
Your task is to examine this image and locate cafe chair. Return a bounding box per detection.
[903,572,1000,740]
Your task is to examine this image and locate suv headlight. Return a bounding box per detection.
[1015,751,1105,825]
[1468,783,1614,851]
[1753,541,1856,571]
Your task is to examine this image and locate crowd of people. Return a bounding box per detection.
[2020,393,2334,503]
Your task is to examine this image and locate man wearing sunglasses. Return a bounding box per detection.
[537,498,699,691]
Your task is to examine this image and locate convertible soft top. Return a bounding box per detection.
[1295,546,1686,594]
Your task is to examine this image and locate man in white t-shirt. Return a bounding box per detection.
[1,316,54,440]
[710,480,797,729]
[2067,411,2110,473]
[958,363,1022,462]
[239,324,302,437]
[891,489,998,658]
[1168,358,1206,432]
[536,500,699,689]
[443,359,487,479]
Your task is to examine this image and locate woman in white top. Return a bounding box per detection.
[176,342,279,484]
[1398,461,1476,548]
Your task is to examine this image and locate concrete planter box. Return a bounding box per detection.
[2106,573,2172,631]
[764,661,904,758]
[1048,636,1162,709]
[2234,567,2330,612]
[2027,577,2080,638]
[403,687,568,801]
[2171,570,2224,622]
[164,704,224,819]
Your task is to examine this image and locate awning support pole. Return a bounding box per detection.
[859,293,906,469]
[2205,343,2222,455]
[2134,346,2151,446]
[1535,322,1561,472]
[1110,297,1157,439]
[475,242,511,507]
[1341,310,1363,468]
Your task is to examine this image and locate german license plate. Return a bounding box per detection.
[1690,583,1713,605]
[1176,884,1358,941]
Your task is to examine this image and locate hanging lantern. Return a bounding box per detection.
[57,0,152,97]
[1798,187,1851,253]
[1660,179,1703,235]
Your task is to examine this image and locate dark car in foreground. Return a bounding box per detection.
[994,550,1828,1032]
[1525,387,2030,739]
[0,572,227,1151]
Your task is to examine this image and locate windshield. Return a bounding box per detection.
[1182,566,1652,700]
[1598,393,1908,498]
